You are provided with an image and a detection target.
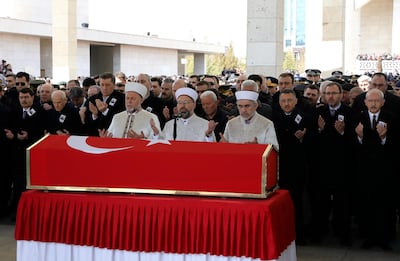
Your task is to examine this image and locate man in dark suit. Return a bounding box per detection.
[5,88,47,218]
[0,101,13,217]
[160,78,177,126]
[272,72,314,116]
[47,90,84,135]
[351,72,400,238]
[85,72,125,136]
[313,82,355,246]
[354,89,396,251]
[136,73,165,126]
[3,72,30,112]
[352,72,400,120]
[273,89,314,245]
[199,90,229,142]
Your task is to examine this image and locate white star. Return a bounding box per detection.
[146,139,172,146]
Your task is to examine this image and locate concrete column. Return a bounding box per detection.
[113,45,121,73]
[393,0,400,54]
[193,53,206,75]
[344,0,361,74]
[52,0,77,82]
[304,0,323,73]
[177,53,186,76]
[247,0,284,76]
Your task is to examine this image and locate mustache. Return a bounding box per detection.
[178,110,191,118]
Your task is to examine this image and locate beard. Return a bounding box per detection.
[179,110,191,119]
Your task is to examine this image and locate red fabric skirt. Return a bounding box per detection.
[15,190,295,260]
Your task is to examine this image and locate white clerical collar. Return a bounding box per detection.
[180,114,194,125]
[240,113,256,125]
[127,107,141,115]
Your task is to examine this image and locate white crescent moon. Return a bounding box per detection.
[66,136,133,154]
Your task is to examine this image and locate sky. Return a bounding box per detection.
[88,0,248,57]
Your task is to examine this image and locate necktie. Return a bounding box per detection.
[372,115,377,129]
[330,109,336,117]
[23,110,28,119]
[123,113,135,138]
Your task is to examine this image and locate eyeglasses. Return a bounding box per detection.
[116,83,125,87]
[177,100,194,105]
[16,82,26,86]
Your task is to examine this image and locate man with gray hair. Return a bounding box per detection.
[136,73,164,126]
[231,79,272,120]
[38,83,54,111]
[357,74,371,92]
[317,80,333,106]
[199,90,229,142]
[354,88,396,250]
[47,90,84,135]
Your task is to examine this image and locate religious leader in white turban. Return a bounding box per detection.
[160,87,216,142]
[99,82,161,139]
[220,90,279,150]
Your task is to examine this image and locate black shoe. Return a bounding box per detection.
[361,239,374,250]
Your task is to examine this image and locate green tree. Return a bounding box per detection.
[185,55,194,76]
[205,43,243,75]
[282,51,297,72]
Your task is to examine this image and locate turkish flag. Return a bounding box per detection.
[28,135,277,197]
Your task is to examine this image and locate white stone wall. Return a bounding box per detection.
[359,0,393,54]
[77,41,91,78]
[40,38,52,77]
[0,33,41,77]
[4,0,51,24]
[120,45,178,76]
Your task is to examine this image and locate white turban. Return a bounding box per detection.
[175,87,198,102]
[235,90,259,101]
[124,82,148,98]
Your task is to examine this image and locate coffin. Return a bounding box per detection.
[27,135,278,198]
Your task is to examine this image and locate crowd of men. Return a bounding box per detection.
[1,68,400,251]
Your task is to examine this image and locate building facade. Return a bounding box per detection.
[0,0,225,82]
